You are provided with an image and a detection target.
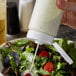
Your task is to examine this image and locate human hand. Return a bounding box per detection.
[57,0,76,29]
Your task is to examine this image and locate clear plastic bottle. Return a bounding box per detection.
[27,0,63,45]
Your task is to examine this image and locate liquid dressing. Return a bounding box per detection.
[30,44,39,71]
[29,0,63,36]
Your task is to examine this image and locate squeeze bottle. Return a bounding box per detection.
[27,0,63,45]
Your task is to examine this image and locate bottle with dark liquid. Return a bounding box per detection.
[7,2,20,35]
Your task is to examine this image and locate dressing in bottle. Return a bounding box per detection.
[27,0,63,45]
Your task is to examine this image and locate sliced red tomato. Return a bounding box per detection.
[24,73,31,76]
[43,62,54,76]
[38,50,49,58]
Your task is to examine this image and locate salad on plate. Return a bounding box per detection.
[0,38,76,76]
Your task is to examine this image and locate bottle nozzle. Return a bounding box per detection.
[27,30,54,45]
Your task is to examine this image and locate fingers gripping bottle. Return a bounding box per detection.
[27,0,63,45]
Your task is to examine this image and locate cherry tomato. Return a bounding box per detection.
[43,62,54,76]
[38,50,49,58]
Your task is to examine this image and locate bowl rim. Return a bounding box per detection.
[0,38,73,47]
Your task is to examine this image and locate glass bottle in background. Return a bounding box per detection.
[19,0,34,32]
[0,0,6,45]
[7,2,20,35]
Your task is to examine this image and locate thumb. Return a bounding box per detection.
[57,0,76,12]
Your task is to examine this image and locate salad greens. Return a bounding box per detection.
[0,38,76,76]
[69,48,76,68]
[14,39,29,47]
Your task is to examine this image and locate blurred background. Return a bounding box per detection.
[7,0,76,41]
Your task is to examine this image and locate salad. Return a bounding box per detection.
[0,38,76,76]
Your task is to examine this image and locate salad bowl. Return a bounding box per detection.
[0,38,76,76]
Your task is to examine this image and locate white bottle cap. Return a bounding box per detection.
[27,30,54,45]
